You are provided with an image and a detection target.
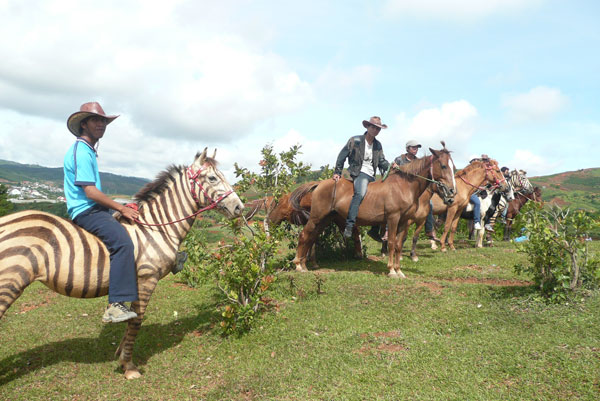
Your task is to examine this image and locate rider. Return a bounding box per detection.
[64,102,140,323]
[484,166,511,232]
[393,140,438,240]
[333,116,390,239]
[469,154,491,231]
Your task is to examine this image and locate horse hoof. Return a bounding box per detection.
[388,271,399,278]
[125,369,141,380]
[411,256,418,262]
[430,241,438,250]
[441,248,447,253]
[395,270,406,279]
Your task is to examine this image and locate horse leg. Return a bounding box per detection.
[351,226,362,259]
[447,214,460,251]
[392,222,408,278]
[386,219,405,279]
[475,227,484,248]
[0,269,33,320]
[410,219,427,261]
[293,217,328,272]
[439,210,456,252]
[308,244,318,269]
[114,273,159,379]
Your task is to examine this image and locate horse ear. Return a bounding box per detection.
[212,149,217,159]
[429,148,438,157]
[440,140,446,149]
[193,148,208,167]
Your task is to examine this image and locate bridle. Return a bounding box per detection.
[130,164,233,227]
[459,161,506,192]
[398,155,455,201]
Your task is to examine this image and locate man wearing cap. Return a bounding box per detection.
[483,166,512,232]
[64,102,140,323]
[333,116,391,239]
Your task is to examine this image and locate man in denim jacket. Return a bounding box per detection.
[333,116,390,238]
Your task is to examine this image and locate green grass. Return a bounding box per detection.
[1,239,599,400]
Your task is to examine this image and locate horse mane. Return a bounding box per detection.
[391,156,432,179]
[290,181,319,213]
[133,154,219,205]
[133,165,183,204]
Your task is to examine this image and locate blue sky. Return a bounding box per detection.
[0,0,598,182]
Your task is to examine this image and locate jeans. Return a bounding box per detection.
[470,194,481,223]
[74,205,139,303]
[346,172,374,230]
[425,200,435,233]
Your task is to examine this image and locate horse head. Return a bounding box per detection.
[189,148,244,218]
[510,169,534,195]
[429,141,456,205]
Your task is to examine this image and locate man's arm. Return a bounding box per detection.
[83,185,139,222]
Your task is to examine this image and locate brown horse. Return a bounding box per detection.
[244,184,362,265]
[398,158,509,260]
[503,186,542,240]
[293,143,456,278]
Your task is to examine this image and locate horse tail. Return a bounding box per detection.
[289,181,319,225]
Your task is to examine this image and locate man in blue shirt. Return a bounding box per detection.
[64,102,140,323]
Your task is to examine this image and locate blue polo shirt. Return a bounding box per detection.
[63,138,102,219]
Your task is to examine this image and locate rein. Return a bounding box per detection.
[130,164,233,227]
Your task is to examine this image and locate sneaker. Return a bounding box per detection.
[367,226,382,242]
[343,226,353,239]
[474,222,482,230]
[484,224,495,232]
[102,302,138,323]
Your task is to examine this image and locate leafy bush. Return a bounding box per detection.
[182,144,312,335]
[514,202,600,302]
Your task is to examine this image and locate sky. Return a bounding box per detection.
[0,0,598,183]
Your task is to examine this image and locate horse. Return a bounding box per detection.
[293,142,456,278]
[462,183,514,248]
[0,149,244,379]
[398,158,509,261]
[244,185,363,266]
[504,186,542,240]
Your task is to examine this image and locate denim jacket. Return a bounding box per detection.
[334,133,390,179]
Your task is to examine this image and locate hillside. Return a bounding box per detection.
[0,159,149,196]
[529,167,600,212]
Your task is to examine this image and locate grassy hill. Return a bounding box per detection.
[530,167,600,212]
[0,159,149,196]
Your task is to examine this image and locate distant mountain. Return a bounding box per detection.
[0,159,149,196]
[530,167,600,212]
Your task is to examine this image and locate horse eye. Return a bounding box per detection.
[441,165,447,169]
[208,175,218,183]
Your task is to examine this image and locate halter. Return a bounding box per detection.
[131,164,233,227]
[396,155,455,200]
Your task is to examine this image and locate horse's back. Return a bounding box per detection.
[0,210,110,298]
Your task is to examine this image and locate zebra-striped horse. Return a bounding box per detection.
[0,148,243,379]
[484,169,533,231]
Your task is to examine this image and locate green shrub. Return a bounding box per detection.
[514,202,600,302]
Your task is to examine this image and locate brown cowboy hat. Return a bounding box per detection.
[67,102,119,136]
[362,116,388,129]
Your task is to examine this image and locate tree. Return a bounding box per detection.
[0,184,14,217]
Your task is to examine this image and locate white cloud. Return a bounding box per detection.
[0,0,313,142]
[502,86,569,122]
[507,149,559,177]
[315,65,379,98]
[383,0,543,21]
[390,100,478,152]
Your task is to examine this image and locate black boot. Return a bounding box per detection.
[171,251,188,275]
[367,226,382,242]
